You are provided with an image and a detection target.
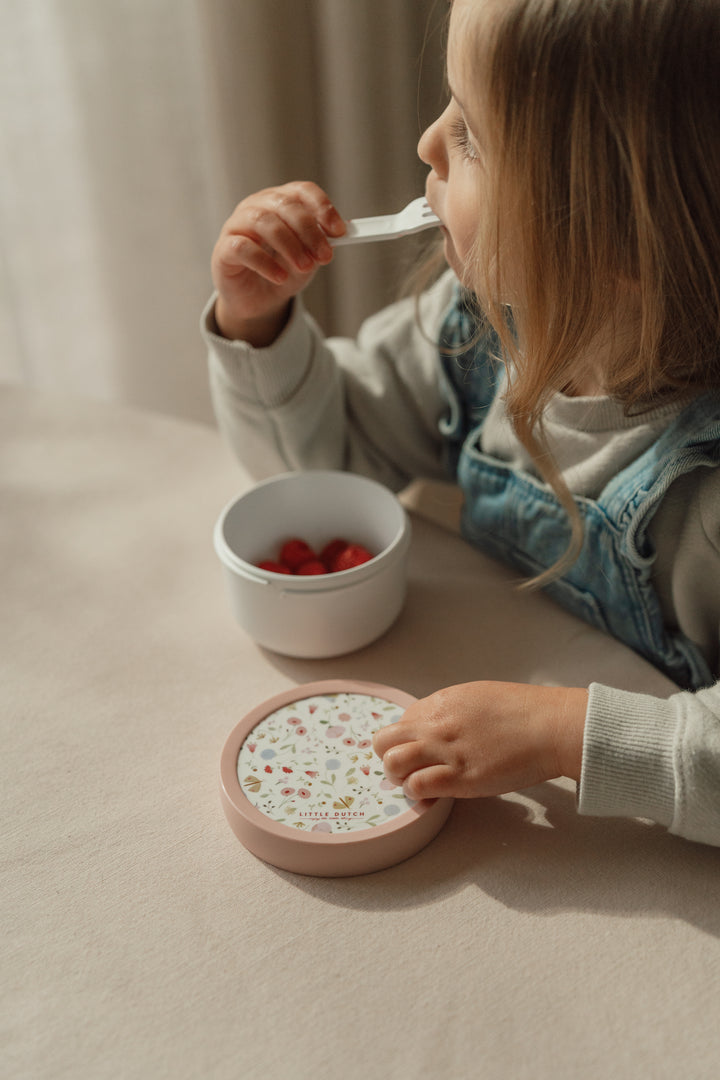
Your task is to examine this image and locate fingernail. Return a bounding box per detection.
[326,212,346,236]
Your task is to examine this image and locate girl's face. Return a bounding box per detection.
[418,0,506,294]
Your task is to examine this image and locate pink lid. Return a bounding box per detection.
[219,679,454,877]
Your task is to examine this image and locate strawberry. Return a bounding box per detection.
[319,538,349,570]
[296,559,327,575]
[256,560,292,574]
[279,538,316,571]
[330,543,374,572]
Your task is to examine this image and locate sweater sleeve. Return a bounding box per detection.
[200,270,458,491]
[578,681,720,846]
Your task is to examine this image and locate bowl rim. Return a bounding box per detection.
[213,470,411,591]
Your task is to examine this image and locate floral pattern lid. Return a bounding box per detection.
[237,690,415,833]
[220,680,454,876]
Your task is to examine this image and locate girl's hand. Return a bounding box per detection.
[372,681,588,802]
[211,181,346,346]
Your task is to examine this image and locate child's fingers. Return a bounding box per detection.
[402,763,458,802]
[282,180,346,239]
[372,718,414,761]
[380,738,435,786]
[225,184,344,274]
[214,233,290,285]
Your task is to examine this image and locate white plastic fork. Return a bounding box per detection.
[330,196,441,246]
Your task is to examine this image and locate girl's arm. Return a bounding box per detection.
[202,263,457,491]
[373,678,720,848]
[579,681,720,847]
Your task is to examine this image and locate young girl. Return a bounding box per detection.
[202,0,720,847]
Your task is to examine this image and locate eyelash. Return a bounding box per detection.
[450,117,480,163]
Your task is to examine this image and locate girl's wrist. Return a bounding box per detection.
[550,687,588,781]
[214,297,292,347]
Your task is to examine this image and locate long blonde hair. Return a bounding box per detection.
[458,0,720,583]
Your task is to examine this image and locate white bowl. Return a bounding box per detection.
[213,470,411,658]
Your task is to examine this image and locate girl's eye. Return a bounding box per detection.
[450,117,480,163]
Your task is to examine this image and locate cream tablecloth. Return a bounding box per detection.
[3,384,719,1080]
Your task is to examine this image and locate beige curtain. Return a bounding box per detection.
[0,0,445,424]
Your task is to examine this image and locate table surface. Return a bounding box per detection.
[3,383,720,1080]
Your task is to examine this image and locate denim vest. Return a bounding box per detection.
[438,288,720,690]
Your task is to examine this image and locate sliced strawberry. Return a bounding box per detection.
[256,559,292,574]
[279,538,316,571]
[296,559,327,575]
[330,543,374,572]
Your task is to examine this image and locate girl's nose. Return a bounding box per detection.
[417,111,448,178]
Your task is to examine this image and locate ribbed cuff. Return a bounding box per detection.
[200,292,314,407]
[578,682,679,827]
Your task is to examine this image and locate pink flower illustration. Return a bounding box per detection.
[312,821,332,833]
[265,765,273,774]
[305,770,318,778]
[358,739,372,749]
[298,788,311,799]
[295,726,307,737]
[281,787,295,796]
[326,725,345,738]
[343,737,356,747]
[247,742,257,753]
[338,713,351,722]
[287,717,302,725]
[360,766,371,776]
[282,766,293,774]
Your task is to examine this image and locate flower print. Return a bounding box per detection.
[265,765,273,774]
[281,787,295,796]
[371,712,381,720]
[298,788,311,799]
[312,821,332,832]
[342,738,356,747]
[282,766,293,774]
[247,742,257,753]
[338,713,351,722]
[358,739,372,749]
[326,725,345,738]
[325,759,341,771]
[295,726,307,737]
[308,704,318,714]
[360,765,371,776]
[305,770,318,778]
[287,717,302,726]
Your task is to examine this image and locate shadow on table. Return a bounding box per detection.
[269,781,720,940]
